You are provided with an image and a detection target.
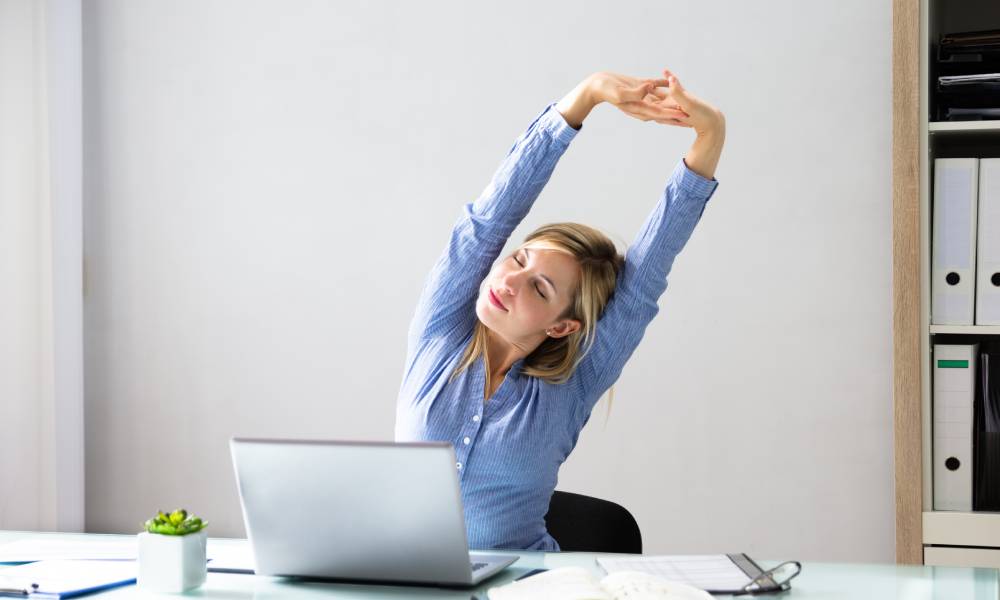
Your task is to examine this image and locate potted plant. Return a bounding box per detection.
[137,509,208,592]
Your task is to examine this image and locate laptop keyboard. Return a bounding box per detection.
[471,562,488,572]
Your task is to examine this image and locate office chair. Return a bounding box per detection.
[544,491,642,553]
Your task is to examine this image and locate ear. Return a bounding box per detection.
[546,318,581,339]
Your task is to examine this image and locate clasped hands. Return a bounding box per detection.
[588,69,725,137]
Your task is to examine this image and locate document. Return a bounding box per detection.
[0,560,135,598]
[487,567,712,600]
[596,554,759,594]
[0,537,253,573]
[0,539,135,563]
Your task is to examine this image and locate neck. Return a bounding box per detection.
[483,328,543,380]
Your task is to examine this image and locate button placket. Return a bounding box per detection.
[456,362,488,477]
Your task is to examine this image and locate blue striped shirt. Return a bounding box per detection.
[394,102,719,550]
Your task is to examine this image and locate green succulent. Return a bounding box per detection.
[143,509,207,536]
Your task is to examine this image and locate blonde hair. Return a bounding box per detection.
[451,222,625,400]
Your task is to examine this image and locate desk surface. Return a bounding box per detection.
[1,530,998,599]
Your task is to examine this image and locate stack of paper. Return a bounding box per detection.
[0,560,136,598]
[0,538,136,563]
[0,537,256,573]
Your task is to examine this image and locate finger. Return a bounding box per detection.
[664,71,685,94]
[620,101,688,122]
[643,96,687,113]
[657,110,690,120]
[621,81,653,102]
[637,99,689,119]
[618,100,659,118]
[649,85,683,103]
[640,97,682,111]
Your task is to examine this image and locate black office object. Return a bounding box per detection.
[934,29,1000,121]
[544,491,642,554]
[974,342,1000,511]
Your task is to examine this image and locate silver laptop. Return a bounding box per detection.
[230,438,518,587]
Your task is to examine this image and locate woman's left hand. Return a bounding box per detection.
[643,69,725,136]
[588,71,691,127]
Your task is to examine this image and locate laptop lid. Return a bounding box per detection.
[230,438,486,586]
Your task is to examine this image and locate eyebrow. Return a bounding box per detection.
[523,248,557,295]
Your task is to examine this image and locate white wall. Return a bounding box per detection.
[82,0,893,562]
[0,0,45,530]
[1,0,84,532]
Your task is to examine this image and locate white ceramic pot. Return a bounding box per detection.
[137,530,207,592]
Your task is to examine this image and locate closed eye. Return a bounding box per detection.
[511,254,547,300]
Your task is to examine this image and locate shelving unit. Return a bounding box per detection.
[929,121,1000,133]
[895,0,1000,568]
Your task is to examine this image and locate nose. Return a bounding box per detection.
[498,269,524,296]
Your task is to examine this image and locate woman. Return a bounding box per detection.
[395,68,725,551]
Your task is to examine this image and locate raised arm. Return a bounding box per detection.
[405,84,594,351]
[570,70,726,402]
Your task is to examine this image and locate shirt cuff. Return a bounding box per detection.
[539,102,581,145]
[674,158,720,202]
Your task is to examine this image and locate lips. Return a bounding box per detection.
[488,288,508,311]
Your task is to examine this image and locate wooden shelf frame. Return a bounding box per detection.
[892,0,923,566]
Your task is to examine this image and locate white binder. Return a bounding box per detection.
[977,158,1000,325]
[933,344,978,511]
[933,158,979,325]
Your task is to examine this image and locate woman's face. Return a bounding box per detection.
[475,245,582,346]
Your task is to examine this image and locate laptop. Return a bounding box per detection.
[229,438,518,587]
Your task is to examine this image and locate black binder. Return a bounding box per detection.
[974,341,1000,510]
[934,29,1000,121]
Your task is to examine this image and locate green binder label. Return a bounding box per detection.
[938,360,969,368]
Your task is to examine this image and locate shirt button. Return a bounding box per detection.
[463,437,471,445]
[472,415,480,422]
[456,462,462,470]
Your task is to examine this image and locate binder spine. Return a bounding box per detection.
[977,159,1000,325]
[933,344,978,511]
[932,159,979,325]
[974,344,1000,510]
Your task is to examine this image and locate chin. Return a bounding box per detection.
[474,296,496,328]
[476,296,515,341]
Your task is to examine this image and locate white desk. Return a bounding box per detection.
[1,530,998,599]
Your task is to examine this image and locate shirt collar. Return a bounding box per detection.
[510,357,527,377]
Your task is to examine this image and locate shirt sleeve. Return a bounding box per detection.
[571,158,719,406]
[405,103,580,352]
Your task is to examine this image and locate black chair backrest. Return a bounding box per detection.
[544,491,642,554]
